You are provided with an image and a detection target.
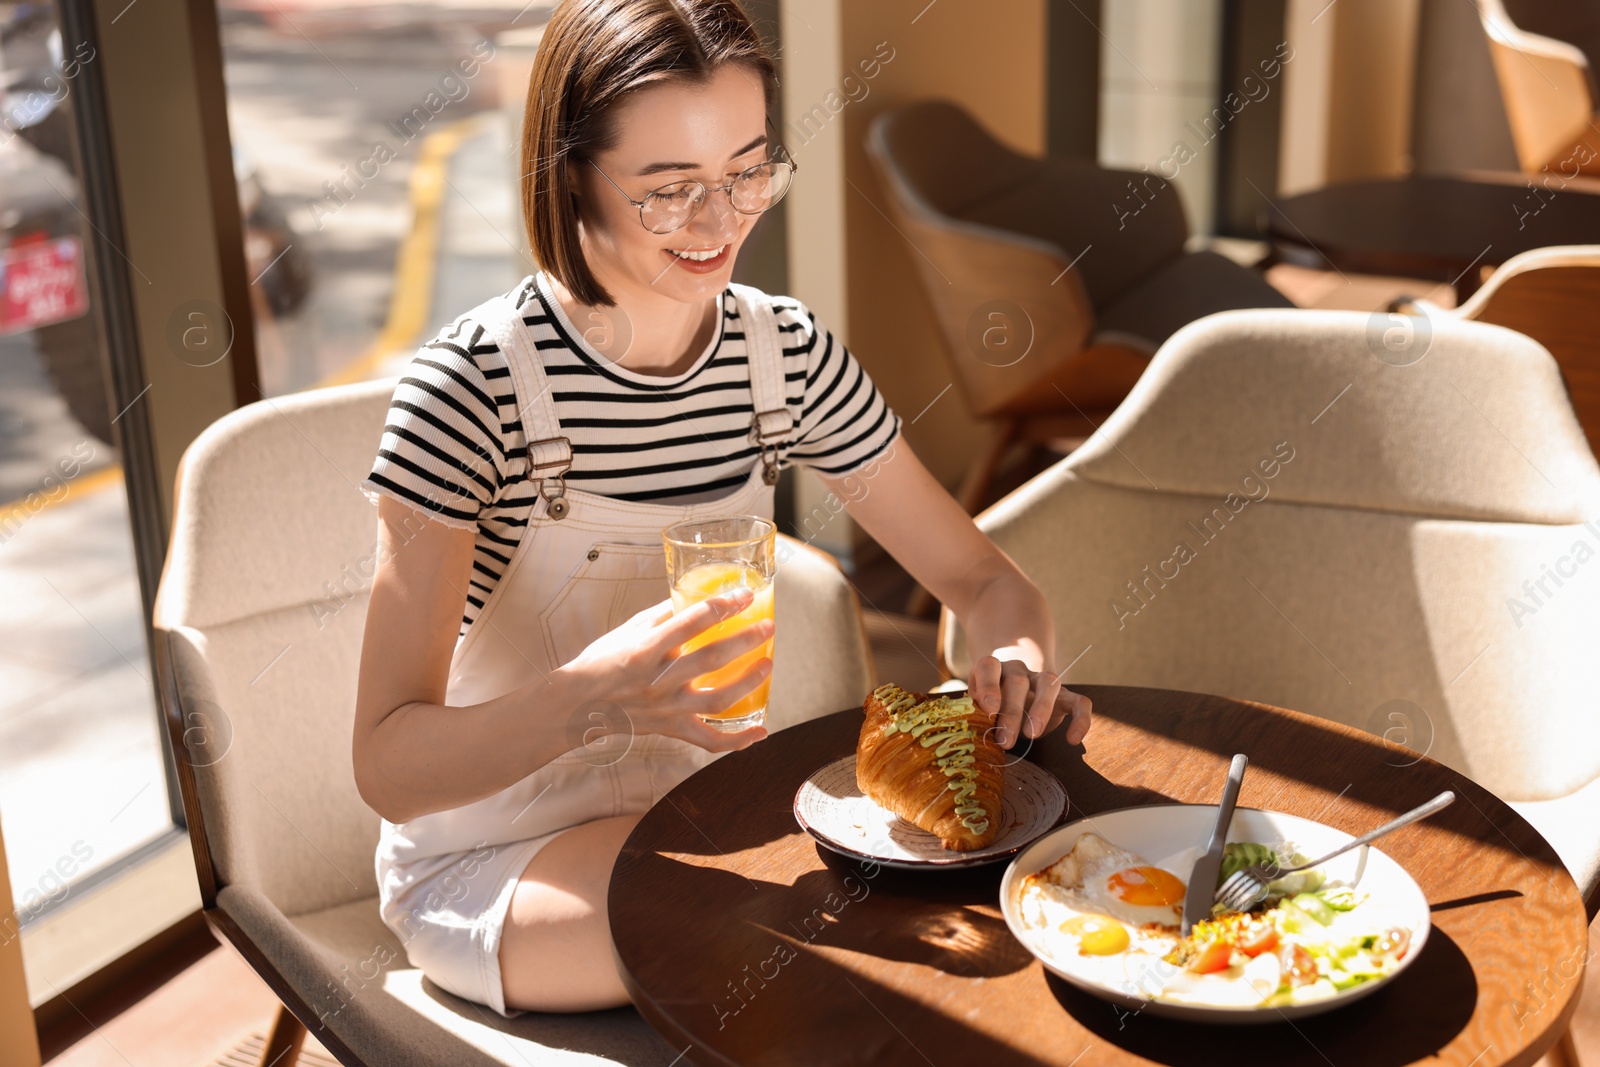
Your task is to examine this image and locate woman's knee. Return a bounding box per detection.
[498,814,642,1012]
[519,813,641,899]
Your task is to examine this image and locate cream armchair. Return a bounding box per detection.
[152,379,873,1066]
[943,309,1600,914]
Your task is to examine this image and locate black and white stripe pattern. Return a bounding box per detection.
[363,273,901,635]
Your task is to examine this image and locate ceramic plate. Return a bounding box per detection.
[793,754,1066,869]
[999,804,1432,1022]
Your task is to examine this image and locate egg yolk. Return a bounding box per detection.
[1107,866,1187,907]
[1060,914,1131,955]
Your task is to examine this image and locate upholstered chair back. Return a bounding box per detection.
[871,100,1189,308]
[945,310,1600,815]
[155,380,872,919]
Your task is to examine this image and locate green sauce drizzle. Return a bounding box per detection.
[870,683,992,836]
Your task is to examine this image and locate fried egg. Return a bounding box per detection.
[1020,833,1191,963]
[1083,859,1186,928]
[1058,913,1130,955]
[1038,831,1189,929]
[1018,833,1279,1008]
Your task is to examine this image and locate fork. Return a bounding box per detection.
[1213,790,1456,912]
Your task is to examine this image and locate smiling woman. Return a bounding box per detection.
[520,0,778,312]
[351,0,1092,1023]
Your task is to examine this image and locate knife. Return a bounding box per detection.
[1182,753,1248,936]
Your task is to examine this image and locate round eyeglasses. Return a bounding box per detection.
[586,149,797,235]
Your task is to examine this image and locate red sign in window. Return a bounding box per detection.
[0,236,90,334]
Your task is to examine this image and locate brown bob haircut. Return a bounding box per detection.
[522,0,778,307]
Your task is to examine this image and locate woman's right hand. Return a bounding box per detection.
[556,587,773,752]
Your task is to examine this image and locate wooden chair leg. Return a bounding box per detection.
[259,1003,306,1067]
[955,419,1018,517]
[905,420,1017,618]
[905,583,937,620]
[1547,1021,1582,1067]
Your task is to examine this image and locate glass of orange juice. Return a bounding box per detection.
[662,516,776,731]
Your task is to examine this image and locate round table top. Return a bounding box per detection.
[610,685,1588,1067]
[1263,173,1600,289]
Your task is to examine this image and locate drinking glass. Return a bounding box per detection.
[662,516,776,731]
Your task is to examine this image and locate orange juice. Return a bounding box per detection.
[670,560,775,722]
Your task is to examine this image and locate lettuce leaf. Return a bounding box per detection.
[1216,841,1327,898]
[1315,886,1365,911]
[1218,842,1278,885]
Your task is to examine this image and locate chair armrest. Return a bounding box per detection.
[1453,244,1600,320]
[154,624,224,910]
[1507,774,1600,923]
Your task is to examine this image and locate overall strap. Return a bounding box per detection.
[488,283,573,519]
[729,283,795,485]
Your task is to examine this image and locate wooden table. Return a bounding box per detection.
[1262,174,1600,299]
[610,686,1589,1067]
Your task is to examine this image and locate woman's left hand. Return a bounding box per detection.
[967,655,1092,751]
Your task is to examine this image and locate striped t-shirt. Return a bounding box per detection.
[363,272,902,635]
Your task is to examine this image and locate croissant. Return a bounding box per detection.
[856,683,1006,851]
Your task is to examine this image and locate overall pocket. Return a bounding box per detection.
[537,541,671,670]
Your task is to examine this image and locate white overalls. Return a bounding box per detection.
[375,283,794,1017]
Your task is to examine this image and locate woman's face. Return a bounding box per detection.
[575,63,770,307]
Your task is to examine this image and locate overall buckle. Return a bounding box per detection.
[749,409,793,486]
[528,435,573,520]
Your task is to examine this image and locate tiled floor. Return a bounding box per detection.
[44,942,335,1067]
[213,1033,339,1067]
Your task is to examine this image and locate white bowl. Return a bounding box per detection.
[999,804,1432,1023]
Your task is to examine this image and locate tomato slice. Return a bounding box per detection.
[1375,927,1411,961]
[1189,940,1234,974]
[1278,943,1318,986]
[1238,925,1280,958]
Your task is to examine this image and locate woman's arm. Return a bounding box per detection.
[352,496,772,824]
[814,440,1092,749]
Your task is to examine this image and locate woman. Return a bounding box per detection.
[352,0,1092,1019]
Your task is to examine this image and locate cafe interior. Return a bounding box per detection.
[4,0,1600,1064]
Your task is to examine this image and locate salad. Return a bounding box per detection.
[1168,842,1413,1006]
[1015,833,1415,1010]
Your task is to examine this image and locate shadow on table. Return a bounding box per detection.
[717,961,1065,1067]
[802,852,1036,978]
[1042,686,1567,885]
[658,850,1037,980]
[1431,888,1523,912]
[1045,925,1478,1066]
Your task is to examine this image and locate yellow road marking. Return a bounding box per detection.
[318,112,485,387]
[0,465,124,535]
